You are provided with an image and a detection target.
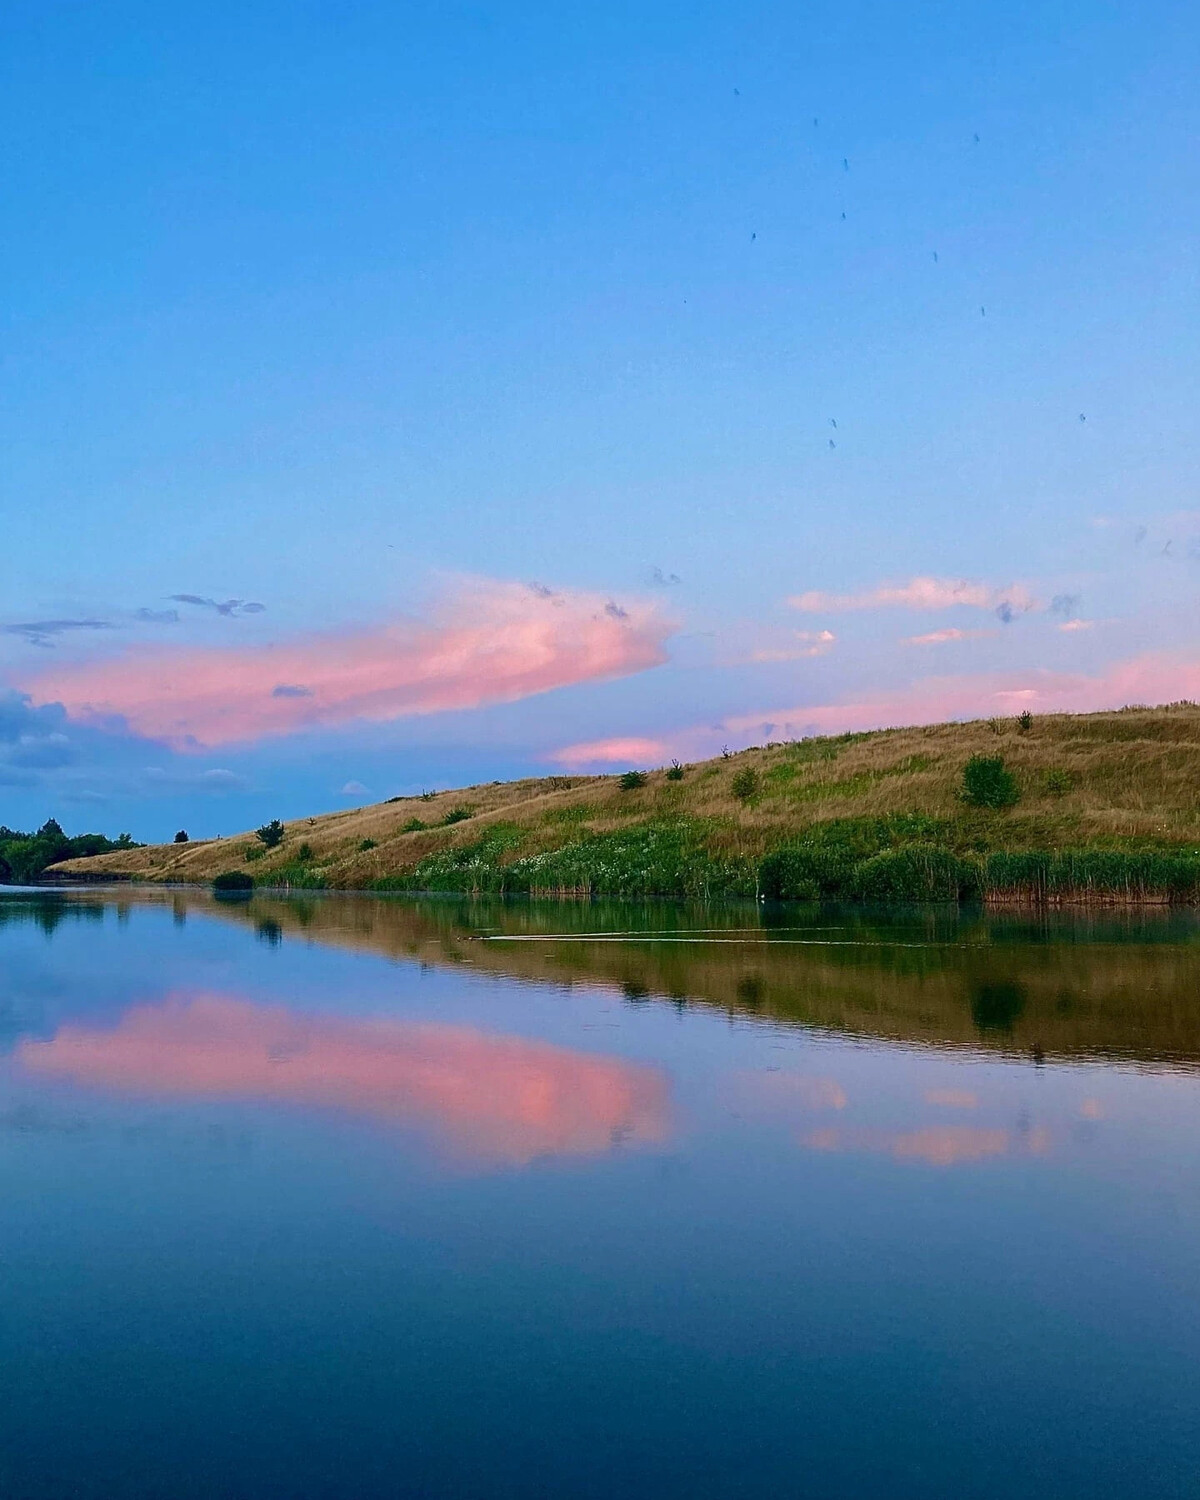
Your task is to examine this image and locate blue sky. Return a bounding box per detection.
[2,0,1199,838]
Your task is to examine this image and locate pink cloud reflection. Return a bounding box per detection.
[801,1124,1050,1167]
[16,994,671,1167]
[20,579,671,749]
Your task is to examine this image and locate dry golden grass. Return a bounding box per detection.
[55,703,1200,887]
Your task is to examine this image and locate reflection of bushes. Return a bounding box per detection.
[736,974,765,1007]
[972,980,1027,1032]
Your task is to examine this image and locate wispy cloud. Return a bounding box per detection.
[142,766,248,792]
[135,608,180,625]
[2,619,112,648]
[751,630,836,663]
[551,735,669,768]
[21,578,673,750]
[169,595,266,617]
[904,627,996,646]
[790,576,1036,616]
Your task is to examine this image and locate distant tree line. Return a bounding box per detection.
[0,819,140,884]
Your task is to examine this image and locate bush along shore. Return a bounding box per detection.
[47,707,1200,905]
[365,819,1200,906]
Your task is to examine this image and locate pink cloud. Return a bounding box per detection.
[551,735,669,768]
[790,576,1035,614]
[19,579,672,750]
[719,650,1200,743]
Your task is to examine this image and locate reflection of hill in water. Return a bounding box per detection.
[12,891,1200,1066]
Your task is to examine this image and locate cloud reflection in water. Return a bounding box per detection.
[17,994,671,1167]
[801,1124,1049,1168]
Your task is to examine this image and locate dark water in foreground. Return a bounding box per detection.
[2,891,1199,1499]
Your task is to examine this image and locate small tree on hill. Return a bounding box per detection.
[731,767,760,803]
[256,820,285,848]
[174,830,189,843]
[961,755,1019,809]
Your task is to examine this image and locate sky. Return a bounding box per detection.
[2,0,1199,839]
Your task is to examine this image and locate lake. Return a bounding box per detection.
[2,888,1198,1498]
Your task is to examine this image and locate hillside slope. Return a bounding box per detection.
[52,705,1200,899]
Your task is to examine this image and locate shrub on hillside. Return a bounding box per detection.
[402,817,427,833]
[174,830,189,844]
[960,755,1019,809]
[256,820,285,848]
[731,767,760,803]
[619,770,647,791]
[358,838,377,851]
[1043,768,1074,797]
[666,760,685,781]
[440,807,472,826]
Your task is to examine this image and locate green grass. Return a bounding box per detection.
[365,813,1199,905]
[373,820,756,899]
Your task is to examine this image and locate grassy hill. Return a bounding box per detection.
[52,704,1200,902]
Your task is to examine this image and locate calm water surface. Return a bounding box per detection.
[2,889,1199,1498]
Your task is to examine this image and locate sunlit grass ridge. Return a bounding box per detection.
[55,703,1200,903]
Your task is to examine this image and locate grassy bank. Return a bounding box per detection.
[51,703,1200,904]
